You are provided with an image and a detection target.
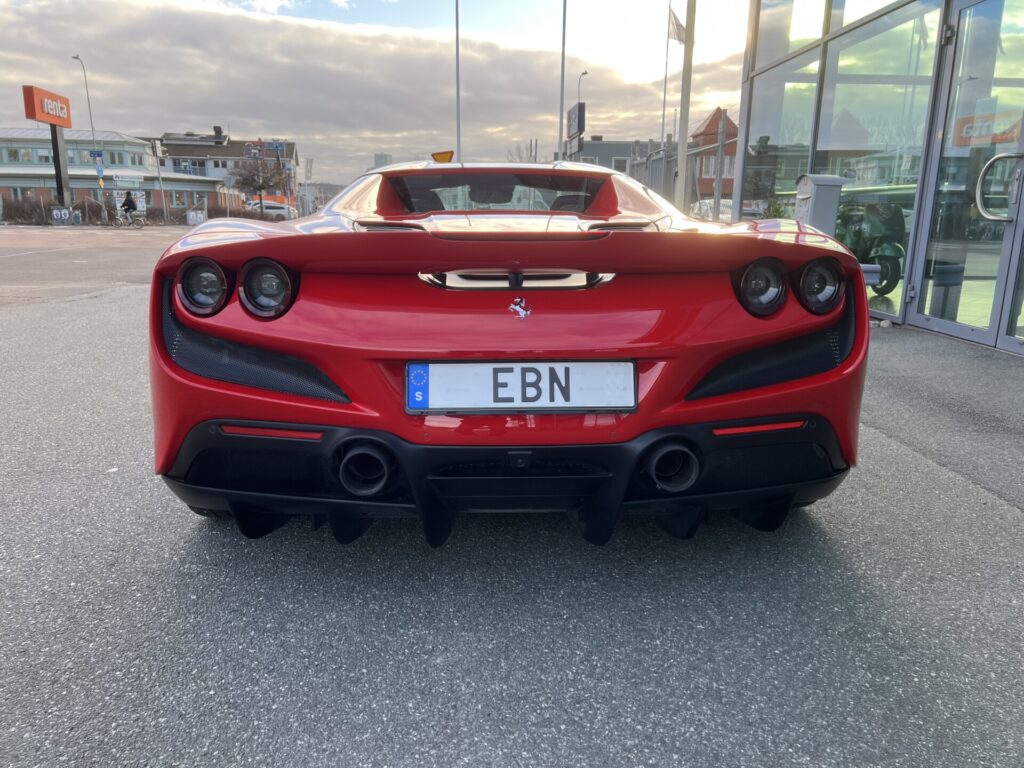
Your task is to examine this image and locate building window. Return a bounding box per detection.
[702,155,717,178]
[192,191,207,206]
[612,157,629,172]
[35,149,52,163]
[6,148,32,163]
[212,160,228,169]
[170,190,187,207]
[107,151,125,165]
[742,49,819,216]
[755,0,827,68]
[129,153,144,166]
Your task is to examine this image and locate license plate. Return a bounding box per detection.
[406,362,636,413]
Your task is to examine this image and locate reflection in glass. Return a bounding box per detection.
[833,0,901,29]
[742,51,819,216]
[756,0,827,68]
[813,1,940,313]
[920,0,1024,330]
[1009,246,1024,340]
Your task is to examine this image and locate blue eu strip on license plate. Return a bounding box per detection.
[407,363,430,410]
[406,362,635,412]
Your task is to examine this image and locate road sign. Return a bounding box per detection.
[89,150,103,159]
[112,174,140,189]
[431,150,455,163]
[568,102,585,138]
[95,164,104,177]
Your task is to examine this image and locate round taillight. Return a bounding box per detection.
[738,259,787,317]
[239,259,293,318]
[797,259,845,314]
[176,258,228,316]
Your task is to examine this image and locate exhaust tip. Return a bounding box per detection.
[645,442,700,493]
[339,443,392,498]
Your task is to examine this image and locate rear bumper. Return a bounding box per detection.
[163,415,849,533]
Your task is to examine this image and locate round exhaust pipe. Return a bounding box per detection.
[338,443,392,498]
[645,442,700,493]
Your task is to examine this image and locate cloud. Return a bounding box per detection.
[0,0,742,181]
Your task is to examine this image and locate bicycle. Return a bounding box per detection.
[112,210,145,229]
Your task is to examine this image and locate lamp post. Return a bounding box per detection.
[556,0,567,160]
[577,69,588,107]
[71,54,106,222]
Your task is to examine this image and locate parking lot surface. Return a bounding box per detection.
[1,226,1022,767]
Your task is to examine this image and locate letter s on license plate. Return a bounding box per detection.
[406,362,636,413]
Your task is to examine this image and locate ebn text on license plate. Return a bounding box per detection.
[406,361,636,412]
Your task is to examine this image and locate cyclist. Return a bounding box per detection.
[120,191,138,225]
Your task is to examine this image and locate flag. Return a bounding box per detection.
[669,8,686,44]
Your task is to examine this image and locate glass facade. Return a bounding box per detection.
[918,0,1024,334]
[741,0,1024,352]
[815,1,941,312]
[744,51,819,215]
[756,0,827,67]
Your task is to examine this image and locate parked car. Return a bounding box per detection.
[151,162,869,546]
[245,200,297,220]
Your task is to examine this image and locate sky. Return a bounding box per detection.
[1,0,749,182]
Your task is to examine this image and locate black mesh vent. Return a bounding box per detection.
[687,284,857,401]
[161,280,349,403]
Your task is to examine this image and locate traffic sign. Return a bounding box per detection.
[89,150,103,159]
[95,164,104,177]
[431,150,455,163]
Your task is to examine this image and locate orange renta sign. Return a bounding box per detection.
[22,85,72,129]
[953,111,1022,147]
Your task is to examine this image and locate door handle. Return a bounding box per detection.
[975,153,1023,222]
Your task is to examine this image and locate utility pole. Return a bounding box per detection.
[150,139,168,224]
[72,54,107,223]
[455,0,462,162]
[556,0,567,161]
[673,0,697,207]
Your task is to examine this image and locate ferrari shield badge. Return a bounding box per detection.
[508,297,531,320]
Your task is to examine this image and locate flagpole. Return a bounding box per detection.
[557,0,567,161]
[455,0,462,162]
[674,0,696,206]
[660,1,671,150]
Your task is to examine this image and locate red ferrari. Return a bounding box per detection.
[150,163,868,546]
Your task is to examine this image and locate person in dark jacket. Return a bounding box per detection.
[120,191,138,223]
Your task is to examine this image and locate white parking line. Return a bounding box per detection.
[0,246,81,259]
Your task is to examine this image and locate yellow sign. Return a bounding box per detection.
[431,150,455,163]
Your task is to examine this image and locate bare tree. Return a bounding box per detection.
[506,141,537,163]
[230,159,289,214]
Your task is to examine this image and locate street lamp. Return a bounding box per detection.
[577,69,588,106]
[71,54,106,222]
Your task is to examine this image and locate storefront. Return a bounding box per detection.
[734,0,1024,353]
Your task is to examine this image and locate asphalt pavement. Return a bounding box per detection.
[1,226,1022,767]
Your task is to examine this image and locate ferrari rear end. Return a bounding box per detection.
[150,165,868,545]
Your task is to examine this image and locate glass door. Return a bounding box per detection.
[910,0,1024,346]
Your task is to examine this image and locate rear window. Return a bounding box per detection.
[389,172,605,213]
